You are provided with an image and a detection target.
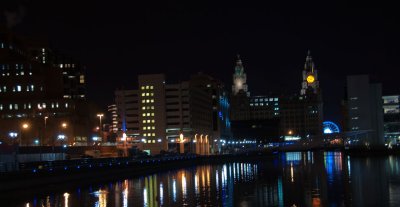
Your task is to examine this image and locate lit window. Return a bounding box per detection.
[147,113,150,116]
[151,106,154,109]
[141,86,145,90]
[269,98,273,101]
[0,104,2,110]
[143,113,146,117]
[143,127,146,130]
[142,106,146,110]
[150,86,154,89]
[152,140,155,143]
[152,133,155,136]
[150,93,154,96]
[151,120,155,123]
[64,103,67,108]
[51,103,55,108]
[14,104,18,110]
[150,99,154,103]
[79,75,85,84]
[9,104,12,110]
[146,86,149,89]
[142,93,146,97]
[274,98,278,101]
[28,103,31,109]
[142,100,146,103]
[146,100,150,103]
[20,71,24,75]
[152,126,155,130]
[151,113,154,116]
[143,120,146,123]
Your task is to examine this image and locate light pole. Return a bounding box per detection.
[97,114,104,141]
[44,116,48,146]
[21,123,29,146]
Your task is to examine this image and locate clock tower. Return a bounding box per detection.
[232,54,249,96]
[300,50,319,95]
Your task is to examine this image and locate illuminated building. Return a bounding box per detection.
[114,73,227,155]
[232,55,249,96]
[343,75,384,146]
[382,95,400,144]
[279,51,323,139]
[0,28,92,146]
[300,50,320,95]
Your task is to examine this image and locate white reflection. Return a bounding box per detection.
[143,187,147,207]
[159,183,164,206]
[290,162,294,182]
[64,192,69,207]
[182,172,187,198]
[172,178,177,202]
[347,155,351,179]
[26,203,30,207]
[195,173,199,195]
[122,180,128,207]
[216,170,219,189]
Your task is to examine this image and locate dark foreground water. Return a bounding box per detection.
[14,151,400,207]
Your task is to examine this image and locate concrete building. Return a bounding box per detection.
[345,75,384,146]
[114,73,230,155]
[382,95,400,144]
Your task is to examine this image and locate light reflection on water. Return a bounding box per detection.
[19,152,400,207]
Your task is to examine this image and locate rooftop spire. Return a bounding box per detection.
[304,50,314,73]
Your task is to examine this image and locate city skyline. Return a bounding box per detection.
[1,1,399,124]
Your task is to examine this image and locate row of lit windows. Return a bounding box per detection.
[251,98,279,102]
[0,85,39,93]
[143,139,158,143]
[59,64,75,69]
[141,85,154,90]
[142,119,155,123]
[143,126,155,130]
[0,102,69,111]
[2,72,33,76]
[1,64,26,70]
[250,102,279,107]
[142,106,155,110]
[141,92,154,97]
[141,99,154,103]
[142,113,155,117]
[143,133,156,137]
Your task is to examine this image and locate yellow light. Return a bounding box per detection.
[62,122,67,128]
[306,75,315,83]
[22,123,29,129]
[180,133,184,143]
[288,130,293,135]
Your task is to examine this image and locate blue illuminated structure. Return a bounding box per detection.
[323,121,340,134]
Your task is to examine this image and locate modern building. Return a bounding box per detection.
[382,95,400,144]
[0,28,92,146]
[114,73,230,155]
[344,75,384,146]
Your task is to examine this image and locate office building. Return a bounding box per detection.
[344,75,384,146]
[382,95,400,144]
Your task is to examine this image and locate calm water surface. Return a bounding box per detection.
[16,152,400,206]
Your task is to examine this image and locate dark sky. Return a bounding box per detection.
[1,1,400,124]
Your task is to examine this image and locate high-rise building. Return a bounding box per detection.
[382,95,400,144]
[280,51,323,139]
[344,75,384,146]
[0,29,91,146]
[114,73,229,155]
[229,55,281,142]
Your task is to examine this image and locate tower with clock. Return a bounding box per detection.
[300,50,320,95]
[232,54,249,96]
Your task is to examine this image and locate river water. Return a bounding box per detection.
[15,151,400,206]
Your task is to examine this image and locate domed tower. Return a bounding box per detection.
[232,54,249,96]
[300,50,320,95]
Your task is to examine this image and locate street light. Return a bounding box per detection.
[97,113,104,130]
[61,122,67,128]
[21,123,29,146]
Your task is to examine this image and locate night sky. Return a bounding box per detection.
[1,1,399,124]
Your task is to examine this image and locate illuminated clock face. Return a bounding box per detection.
[306,75,315,84]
